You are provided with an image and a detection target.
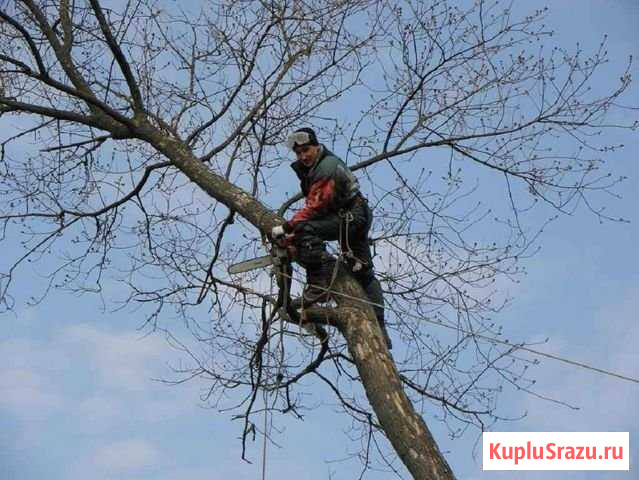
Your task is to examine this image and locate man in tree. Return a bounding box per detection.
[272,127,391,348]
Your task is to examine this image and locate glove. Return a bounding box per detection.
[271,225,286,239]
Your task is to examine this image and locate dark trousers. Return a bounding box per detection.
[293,198,385,324]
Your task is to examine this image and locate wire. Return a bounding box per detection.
[275,269,639,385]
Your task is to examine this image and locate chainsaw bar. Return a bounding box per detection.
[227,254,274,274]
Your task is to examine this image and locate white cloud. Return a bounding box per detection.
[89,439,161,473]
[58,324,205,429]
[0,321,207,448]
[0,367,64,414]
[159,469,225,480]
[0,339,65,417]
[498,288,639,480]
[61,324,169,392]
[72,395,124,434]
[522,287,639,428]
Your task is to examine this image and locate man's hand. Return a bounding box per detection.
[271,225,286,239]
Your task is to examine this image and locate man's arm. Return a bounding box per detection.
[286,178,336,230]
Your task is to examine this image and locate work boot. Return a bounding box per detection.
[302,256,336,305]
[377,317,393,350]
[360,276,391,349]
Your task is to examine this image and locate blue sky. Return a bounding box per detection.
[1,1,638,479]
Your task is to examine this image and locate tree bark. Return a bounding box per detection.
[141,122,455,479]
[318,269,454,479]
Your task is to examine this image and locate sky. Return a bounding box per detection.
[1,1,638,479]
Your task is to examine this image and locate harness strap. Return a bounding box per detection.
[338,206,367,272]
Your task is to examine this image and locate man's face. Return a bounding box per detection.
[294,144,320,167]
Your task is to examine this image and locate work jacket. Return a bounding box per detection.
[287,145,360,230]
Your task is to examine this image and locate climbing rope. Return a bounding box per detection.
[260,245,296,480]
[260,271,274,480]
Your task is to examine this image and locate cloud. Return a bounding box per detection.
[0,321,206,448]
[159,469,226,480]
[0,319,228,480]
[72,395,124,434]
[67,438,164,479]
[61,324,169,392]
[0,367,64,414]
[57,324,204,429]
[0,339,65,417]
[90,439,161,473]
[493,287,639,480]
[521,286,639,429]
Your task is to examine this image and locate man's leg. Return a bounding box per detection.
[352,261,391,349]
[344,202,391,349]
[293,220,338,303]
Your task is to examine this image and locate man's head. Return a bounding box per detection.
[287,128,321,167]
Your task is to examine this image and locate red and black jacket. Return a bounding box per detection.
[287,146,360,231]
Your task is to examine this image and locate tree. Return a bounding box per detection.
[0,0,633,478]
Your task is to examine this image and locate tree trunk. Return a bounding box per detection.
[143,124,455,479]
[331,273,455,479]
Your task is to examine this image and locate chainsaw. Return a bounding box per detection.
[227,239,293,275]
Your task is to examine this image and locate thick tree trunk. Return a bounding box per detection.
[331,273,455,479]
[143,125,455,479]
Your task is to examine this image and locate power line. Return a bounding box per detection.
[271,269,639,385]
